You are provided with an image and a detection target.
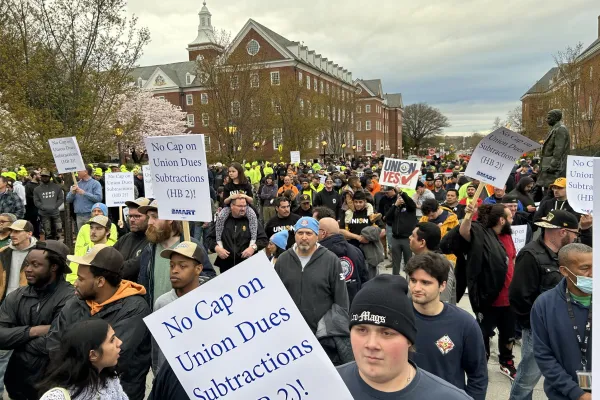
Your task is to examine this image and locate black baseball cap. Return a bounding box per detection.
[299,194,311,203]
[36,240,72,273]
[67,244,124,274]
[535,210,579,231]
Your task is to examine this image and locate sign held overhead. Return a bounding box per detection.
[379,158,420,189]
[48,137,85,174]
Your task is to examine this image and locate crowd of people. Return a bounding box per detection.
[0,154,592,400]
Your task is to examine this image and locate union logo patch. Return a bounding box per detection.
[435,335,455,355]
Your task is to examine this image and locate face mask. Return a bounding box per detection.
[565,267,593,295]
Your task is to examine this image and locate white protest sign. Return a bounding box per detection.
[290,151,301,164]
[511,224,527,255]
[592,159,600,394]
[566,155,596,214]
[356,171,364,178]
[464,128,540,186]
[142,165,155,199]
[48,137,85,174]
[144,252,354,400]
[379,158,420,189]
[143,135,212,222]
[104,172,135,207]
[319,175,326,184]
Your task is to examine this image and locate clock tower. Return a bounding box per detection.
[187,2,223,61]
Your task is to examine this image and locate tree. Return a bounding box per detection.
[506,106,523,133]
[321,83,355,157]
[402,103,450,150]
[0,0,150,165]
[491,116,505,131]
[115,89,188,149]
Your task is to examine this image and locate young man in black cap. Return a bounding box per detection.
[293,194,314,217]
[313,177,342,219]
[337,274,472,399]
[152,241,205,374]
[48,244,151,400]
[0,240,73,400]
[406,253,487,400]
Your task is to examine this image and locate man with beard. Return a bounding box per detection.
[508,210,582,400]
[67,215,112,283]
[432,176,446,203]
[407,253,487,400]
[206,197,268,273]
[48,245,151,400]
[0,213,16,248]
[442,189,465,220]
[265,197,300,250]
[501,196,533,243]
[275,217,348,333]
[293,194,314,217]
[313,177,342,219]
[33,170,64,240]
[449,203,517,381]
[151,241,205,374]
[0,240,73,400]
[113,198,152,281]
[137,200,215,309]
[533,177,580,221]
[459,184,483,208]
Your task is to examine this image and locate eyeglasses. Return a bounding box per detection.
[127,214,144,220]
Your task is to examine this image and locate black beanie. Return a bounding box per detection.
[349,275,416,344]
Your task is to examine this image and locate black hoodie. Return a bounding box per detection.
[113,230,149,281]
[385,192,417,239]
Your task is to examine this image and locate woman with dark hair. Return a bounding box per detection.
[509,176,536,214]
[38,319,126,400]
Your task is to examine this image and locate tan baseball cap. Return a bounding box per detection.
[67,244,124,273]
[9,220,33,232]
[86,215,111,229]
[125,197,151,208]
[160,241,205,264]
[138,199,158,214]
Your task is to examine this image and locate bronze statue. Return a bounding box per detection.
[537,109,570,188]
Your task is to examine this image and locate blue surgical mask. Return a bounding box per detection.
[566,268,593,295]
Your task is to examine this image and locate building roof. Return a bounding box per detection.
[522,67,558,97]
[579,37,600,61]
[131,61,198,87]
[384,93,403,108]
[362,79,382,97]
[250,19,296,49]
[189,1,217,47]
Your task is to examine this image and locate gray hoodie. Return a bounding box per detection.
[33,181,64,216]
[7,237,37,294]
[359,226,384,267]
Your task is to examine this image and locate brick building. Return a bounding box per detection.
[132,2,403,161]
[521,16,600,152]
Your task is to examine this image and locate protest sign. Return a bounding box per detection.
[464,128,540,187]
[290,151,301,164]
[142,165,155,199]
[143,135,212,222]
[319,175,326,184]
[48,137,85,174]
[566,155,596,214]
[104,172,135,207]
[356,171,364,177]
[592,159,600,393]
[144,252,354,400]
[379,158,420,189]
[511,225,527,255]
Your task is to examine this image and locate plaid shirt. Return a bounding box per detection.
[0,190,25,218]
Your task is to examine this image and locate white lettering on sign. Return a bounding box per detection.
[511,224,527,255]
[144,135,211,222]
[464,128,541,186]
[379,158,420,189]
[144,252,354,400]
[142,165,155,199]
[566,155,597,214]
[48,137,85,174]
[104,172,135,207]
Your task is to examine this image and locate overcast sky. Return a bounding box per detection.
[129,0,600,136]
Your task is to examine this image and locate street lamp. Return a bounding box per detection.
[114,121,124,165]
[227,120,238,160]
[321,140,327,162]
[341,143,346,161]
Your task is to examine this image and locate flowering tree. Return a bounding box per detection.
[115,88,188,148]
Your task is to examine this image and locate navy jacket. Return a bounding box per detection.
[532,279,592,400]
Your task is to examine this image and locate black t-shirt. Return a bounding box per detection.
[223,182,253,199]
[293,206,313,217]
[265,213,300,249]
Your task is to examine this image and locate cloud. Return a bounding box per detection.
[129,0,600,135]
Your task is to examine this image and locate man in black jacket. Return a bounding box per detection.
[206,197,268,273]
[508,210,584,399]
[318,217,368,303]
[385,189,417,275]
[533,177,580,222]
[312,177,341,220]
[0,240,73,400]
[24,171,40,239]
[49,245,151,400]
[113,198,151,280]
[33,170,64,240]
[264,197,300,249]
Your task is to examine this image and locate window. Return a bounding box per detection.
[351,112,354,123]
[202,113,209,127]
[196,55,204,62]
[314,79,318,91]
[366,120,371,130]
[308,101,312,117]
[137,77,143,88]
[230,75,239,89]
[357,105,361,113]
[187,114,195,127]
[157,96,165,100]
[270,71,280,85]
[246,39,260,56]
[337,108,340,122]
[231,101,240,117]
[251,100,260,116]
[342,109,346,120]
[201,93,208,104]
[306,75,311,89]
[356,139,362,149]
[272,100,281,114]
[327,106,331,120]
[250,73,259,88]
[342,90,345,101]
[299,99,304,114]
[356,121,361,131]
[366,139,371,152]
[273,128,283,150]
[326,83,330,95]
[298,72,303,86]
[186,94,193,105]
[320,81,324,93]
[365,104,371,113]
[186,73,192,85]
[204,135,210,149]
[591,66,594,80]
[320,106,325,118]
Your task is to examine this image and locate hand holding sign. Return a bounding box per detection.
[379,158,420,189]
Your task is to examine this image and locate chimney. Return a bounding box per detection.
[598,15,600,38]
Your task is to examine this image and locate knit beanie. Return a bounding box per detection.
[349,275,417,344]
[90,202,108,216]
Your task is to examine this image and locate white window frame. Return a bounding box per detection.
[365,104,371,113]
[272,128,283,150]
[366,120,371,131]
[137,77,143,88]
[187,114,195,127]
[357,105,361,113]
[231,101,240,117]
[250,73,259,88]
[251,99,260,116]
[306,75,311,89]
[186,94,193,106]
[314,79,318,91]
[204,135,210,149]
[272,100,281,115]
[320,81,324,93]
[356,139,362,149]
[298,72,303,86]
[186,73,192,85]
[366,139,371,152]
[270,71,280,86]
[230,75,239,89]
[356,121,361,131]
[201,93,208,104]
[202,113,209,127]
